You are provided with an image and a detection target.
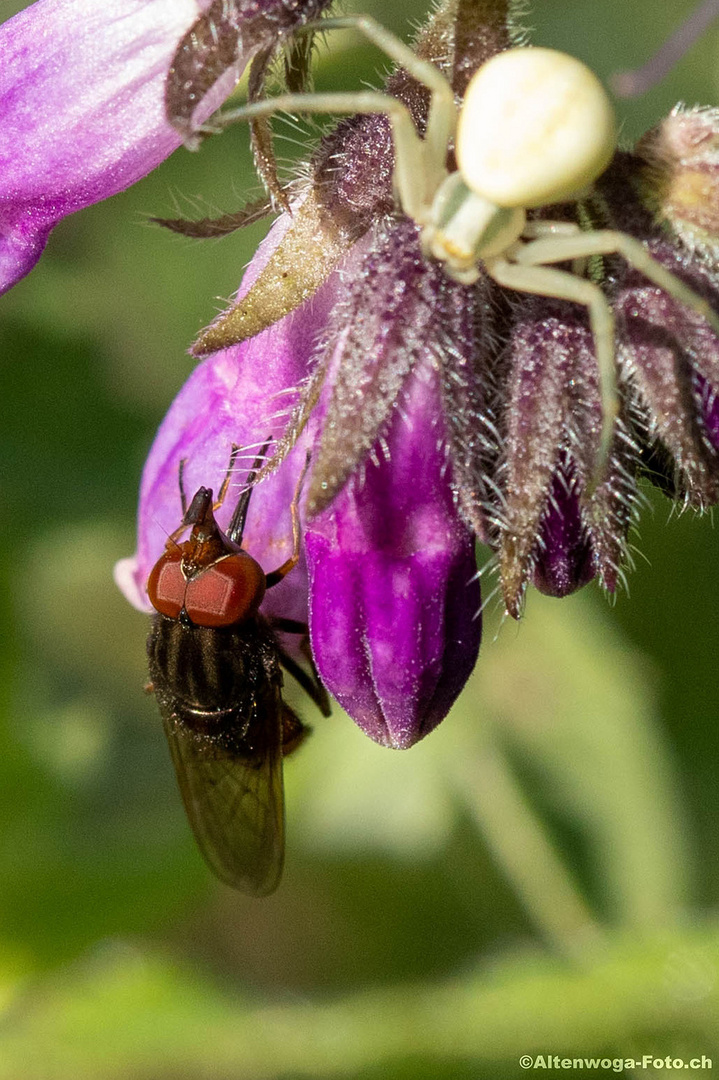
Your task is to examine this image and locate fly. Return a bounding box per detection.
[146,445,330,896]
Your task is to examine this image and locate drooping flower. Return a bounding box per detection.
[11,0,719,744]
[0,0,332,293]
[116,210,482,748]
[119,0,497,748]
[115,0,719,746]
[305,347,483,748]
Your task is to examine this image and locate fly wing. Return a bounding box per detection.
[162,685,285,896]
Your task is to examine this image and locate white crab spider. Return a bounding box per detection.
[215,15,719,486]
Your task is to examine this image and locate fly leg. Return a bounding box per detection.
[168,444,242,543]
[275,636,332,717]
[225,437,273,544]
[281,703,311,757]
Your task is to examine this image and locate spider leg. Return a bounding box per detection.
[209,15,457,223]
[301,16,456,167]
[247,44,290,213]
[515,229,719,340]
[522,220,586,274]
[484,254,618,494]
[213,91,435,223]
[522,221,583,239]
[503,227,719,488]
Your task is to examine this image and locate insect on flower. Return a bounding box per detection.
[146,445,330,895]
[209,15,719,494]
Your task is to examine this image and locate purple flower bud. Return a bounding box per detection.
[532,460,595,600]
[305,367,481,749]
[496,299,636,615]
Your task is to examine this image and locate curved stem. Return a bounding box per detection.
[611,0,719,98]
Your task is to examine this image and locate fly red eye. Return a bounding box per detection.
[184,553,267,628]
[147,550,186,619]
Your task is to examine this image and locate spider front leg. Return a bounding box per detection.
[522,218,600,279]
[308,16,456,166]
[485,254,619,494]
[209,15,457,223]
[522,219,588,276]
[214,91,430,221]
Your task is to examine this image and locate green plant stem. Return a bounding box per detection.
[451,735,606,959]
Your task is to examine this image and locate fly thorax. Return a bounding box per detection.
[149,618,260,719]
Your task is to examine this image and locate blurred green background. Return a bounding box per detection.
[3,0,719,1076]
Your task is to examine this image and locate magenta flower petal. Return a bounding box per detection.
[305,366,482,749]
[0,0,235,294]
[115,212,338,626]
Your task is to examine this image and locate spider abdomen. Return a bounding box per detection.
[457,47,616,209]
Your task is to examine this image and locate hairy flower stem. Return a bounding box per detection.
[452,734,606,959]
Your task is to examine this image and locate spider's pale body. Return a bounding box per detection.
[456,47,616,210]
[420,47,618,286]
[215,15,719,487]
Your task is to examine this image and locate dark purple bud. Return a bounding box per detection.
[532,460,595,599]
[497,302,598,616]
[495,295,641,612]
[305,367,481,748]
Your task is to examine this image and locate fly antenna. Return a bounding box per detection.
[226,437,272,544]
